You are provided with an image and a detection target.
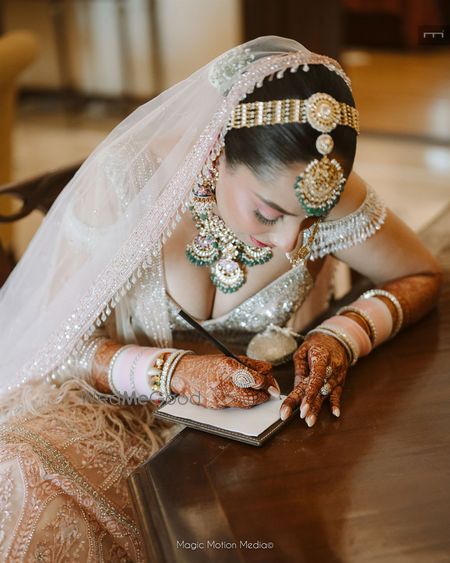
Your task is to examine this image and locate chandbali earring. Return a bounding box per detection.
[293,93,348,216]
[185,148,273,293]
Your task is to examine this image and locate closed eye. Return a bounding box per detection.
[253,209,281,226]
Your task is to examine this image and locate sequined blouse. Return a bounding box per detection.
[166,263,314,336]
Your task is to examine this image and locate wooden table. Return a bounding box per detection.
[128,209,450,563]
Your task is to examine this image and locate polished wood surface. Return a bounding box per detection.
[128,208,450,562]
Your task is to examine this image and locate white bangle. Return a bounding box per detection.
[129,349,146,397]
[107,345,133,397]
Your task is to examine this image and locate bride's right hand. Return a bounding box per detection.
[170,354,281,409]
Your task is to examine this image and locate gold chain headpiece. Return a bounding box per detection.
[228,92,360,216]
[228,95,359,134]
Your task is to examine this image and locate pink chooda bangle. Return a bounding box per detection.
[322,315,372,357]
[352,297,393,347]
[111,346,174,398]
[111,345,141,396]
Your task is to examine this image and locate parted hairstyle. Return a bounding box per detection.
[224,65,357,181]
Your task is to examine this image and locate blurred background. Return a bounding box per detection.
[0,0,449,266]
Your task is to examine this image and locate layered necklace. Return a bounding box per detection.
[185,154,273,293]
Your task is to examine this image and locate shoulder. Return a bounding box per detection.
[308,171,386,262]
[327,170,367,220]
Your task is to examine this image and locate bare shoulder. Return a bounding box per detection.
[329,172,442,282]
[327,170,367,220]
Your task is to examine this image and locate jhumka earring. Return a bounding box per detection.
[185,148,273,293]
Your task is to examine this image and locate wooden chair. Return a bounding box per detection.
[0,162,80,286]
[0,31,40,250]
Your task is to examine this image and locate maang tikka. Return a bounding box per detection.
[185,147,273,293]
[293,93,354,216]
[229,92,360,217]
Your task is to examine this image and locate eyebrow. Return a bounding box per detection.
[256,194,298,216]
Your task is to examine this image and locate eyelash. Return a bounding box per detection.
[253,209,280,226]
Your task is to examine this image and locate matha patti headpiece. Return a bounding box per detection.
[228,91,360,216]
[210,45,359,216]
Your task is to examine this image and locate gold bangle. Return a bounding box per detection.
[362,289,404,337]
[307,326,358,366]
[337,306,377,345]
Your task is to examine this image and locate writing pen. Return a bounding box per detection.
[177,309,281,398]
[177,309,247,366]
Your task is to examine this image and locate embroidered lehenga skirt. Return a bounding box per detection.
[0,378,179,562]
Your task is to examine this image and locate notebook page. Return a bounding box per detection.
[158,395,286,437]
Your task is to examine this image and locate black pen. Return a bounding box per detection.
[178,309,281,399]
[177,309,247,366]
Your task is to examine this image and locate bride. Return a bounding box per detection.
[0,36,441,561]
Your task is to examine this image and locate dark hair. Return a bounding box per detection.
[224,65,357,181]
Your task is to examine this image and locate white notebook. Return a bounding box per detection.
[155,395,297,446]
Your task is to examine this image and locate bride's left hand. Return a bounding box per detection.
[279,332,350,427]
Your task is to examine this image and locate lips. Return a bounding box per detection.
[250,235,274,248]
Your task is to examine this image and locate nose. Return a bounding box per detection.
[270,219,301,253]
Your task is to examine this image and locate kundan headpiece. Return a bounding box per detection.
[228,90,360,216]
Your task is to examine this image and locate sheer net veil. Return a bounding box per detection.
[0,36,353,395]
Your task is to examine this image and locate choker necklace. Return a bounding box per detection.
[185,156,273,293]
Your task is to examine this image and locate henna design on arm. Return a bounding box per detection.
[379,271,443,329]
[90,340,123,393]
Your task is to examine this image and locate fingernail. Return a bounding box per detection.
[280,405,291,420]
[268,386,281,399]
[332,407,340,417]
[300,403,310,419]
[306,414,316,427]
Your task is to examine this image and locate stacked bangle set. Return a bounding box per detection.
[80,291,402,399]
[307,289,403,367]
[107,345,193,402]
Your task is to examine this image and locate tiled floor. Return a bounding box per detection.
[10,48,450,257]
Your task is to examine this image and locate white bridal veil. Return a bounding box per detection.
[0,36,352,394]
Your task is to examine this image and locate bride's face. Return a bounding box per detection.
[215,158,308,253]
